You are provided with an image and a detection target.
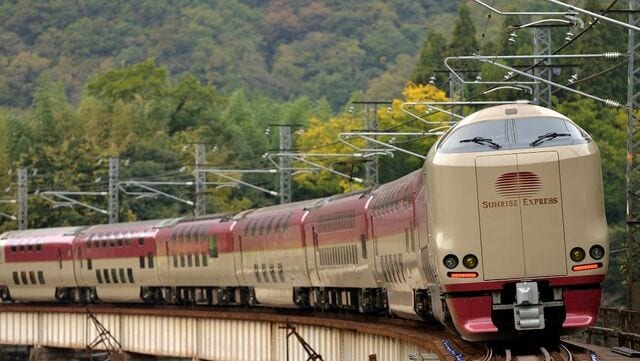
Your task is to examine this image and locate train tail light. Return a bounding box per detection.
[572,263,602,272]
[447,272,479,278]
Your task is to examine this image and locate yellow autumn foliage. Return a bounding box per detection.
[295,83,450,194]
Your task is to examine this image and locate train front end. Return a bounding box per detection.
[424,104,608,341]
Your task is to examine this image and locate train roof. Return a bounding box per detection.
[81,218,182,235]
[0,226,84,240]
[459,104,571,127]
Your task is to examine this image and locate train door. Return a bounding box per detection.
[370,214,383,281]
[233,232,246,285]
[476,154,526,280]
[517,152,567,277]
[309,225,321,283]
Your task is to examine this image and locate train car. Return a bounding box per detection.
[72,219,179,302]
[368,171,432,319]
[0,227,82,301]
[231,200,317,307]
[302,191,381,312]
[424,104,608,340]
[154,215,238,305]
[0,103,608,342]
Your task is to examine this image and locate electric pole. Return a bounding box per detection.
[108,157,119,224]
[17,167,27,230]
[279,126,292,204]
[195,143,207,216]
[449,71,465,120]
[534,27,552,108]
[364,103,379,188]
[627,0,640,313]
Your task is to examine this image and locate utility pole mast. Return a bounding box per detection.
[364,103,379,188]
[627,0,640,312]
[17,167,27,230]
[534,27,553,108]
[279,126,292,204]
[449,72,465,120]
[108,157,119,224]
[195,143,207,216]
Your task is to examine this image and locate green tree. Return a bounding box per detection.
[411,32,446,85]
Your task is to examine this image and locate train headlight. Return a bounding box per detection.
[589,245,605,260]
[462,254,478,269]
[570,247,586,262]
[443,254,459,269]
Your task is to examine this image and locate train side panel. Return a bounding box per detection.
[0,227,81,301]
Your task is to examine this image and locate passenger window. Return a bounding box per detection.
[243,220,249,237]
[274,216,281,233]
[103,269,111,284]
[125,238,131,247]
[109,239,115,248]
[26,245,32,252]
[96,270,103,284]
[202,253,208,267]
[208,235,218,258]
[173,255,178,268]
[36,243,42,251]
[180,254,186,267]
[187,254,193,267]
[147,253,154,268]
[278,263,285,282]
[259,219,265,236]
[18,245,24,252]
[254,264,261,283]
[86,240,91,248]
[251,220,257,236]
[199,226,207,242]
[119,268,126,283]
[88,258,93,270]
[117,239,123,247]
[111,269,119,284]
[266,217,274,234]
[194,254,200,267]
[101,239,107,248]
[12,271,19,285]
[138,238,144,246]
[37,271,45,285]
[127,268,134,283]
[139,256,145,269]
[10,246,16,253]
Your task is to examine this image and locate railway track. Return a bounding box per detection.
[481,340,599,361]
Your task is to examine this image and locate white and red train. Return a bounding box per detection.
[0,104,608,340]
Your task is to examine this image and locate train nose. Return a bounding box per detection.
[475,151,567,280]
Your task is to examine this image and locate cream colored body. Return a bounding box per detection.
[424,104,608,290]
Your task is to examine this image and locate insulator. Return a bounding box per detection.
[603,99,623,108]
[603,52,622,58]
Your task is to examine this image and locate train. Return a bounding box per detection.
[0,104,608,341]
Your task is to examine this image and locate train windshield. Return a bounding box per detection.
[438,117,588,153]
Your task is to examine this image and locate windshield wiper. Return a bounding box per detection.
[459,137,501,150]
[530,132,571,147]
